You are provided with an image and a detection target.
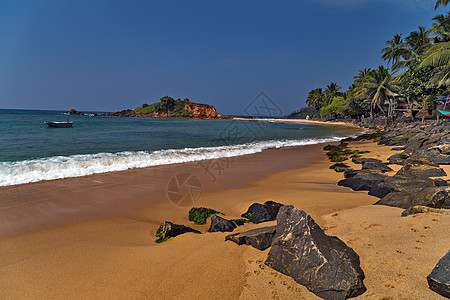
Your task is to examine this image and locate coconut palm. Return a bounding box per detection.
[428,12,450,42]
[306,88,325,116]
[419,41,450,85]
[354,66,400,117]
[353,68,372,84]
[323,83,342,105]
[381,34,408,69]
[435,0,449,9]
[381,28,431,71]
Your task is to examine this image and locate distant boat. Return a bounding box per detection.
[44,121,73,128]
[437,109,450,118]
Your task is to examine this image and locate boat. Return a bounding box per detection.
[44,121,73,128]
[437,109,450,117]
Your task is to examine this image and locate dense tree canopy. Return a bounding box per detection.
[296,2,450,120]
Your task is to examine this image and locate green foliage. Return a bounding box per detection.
[288,106,316,118]
[134,96,195,116]
[188,207,222,225]
[320,96,349,117]
[324,142,371,163]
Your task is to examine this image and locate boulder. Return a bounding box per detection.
[208,214,237,232]
[395,164,447,179]
[368,176,446,199]
[388,153,406,165]
[241,201,283,224]
[155,221,201,243]
[427,250,450,298]
[188,207,222,225]
[375,187,450,209]
[265,206,366,299]
[411,149,450,165]
[338,172,387,191]
[225,226,277,250]
[355,158,393,173]
[401,206,450,217]
[330,163,351,172]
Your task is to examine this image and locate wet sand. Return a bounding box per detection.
[0,140,449,299]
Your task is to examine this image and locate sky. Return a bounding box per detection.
[0,0,447,115]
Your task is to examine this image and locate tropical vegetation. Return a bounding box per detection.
[291,1,450,120]
[136,96,193,116]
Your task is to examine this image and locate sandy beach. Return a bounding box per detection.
[1,139,449,299]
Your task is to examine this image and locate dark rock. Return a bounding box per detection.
[241,201,283,224]
[338,172,387,191]
[230,218,248,226]
[225,226,277,250]
[375,187,450,209]
[355,158,393,173]
[368,176,445,199]
[344,169,359,178]
[208,214,237,232]
[188,207,222,225]
[411,149,450,165]
[265,206,366,299]
[395,164,447,179]
[155,221,201,243]
[391,146,405,151]
[330,163,351,172]
[401,206,450,216]
[388,153,406,165]
[427,250,450,298]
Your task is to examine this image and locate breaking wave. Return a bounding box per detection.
[0,137,346,186]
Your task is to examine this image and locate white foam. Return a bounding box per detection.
[0,137,346,186]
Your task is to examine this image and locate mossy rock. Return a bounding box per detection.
[330,163,352,172]
[188,207,223,225]
[155,221,201,243]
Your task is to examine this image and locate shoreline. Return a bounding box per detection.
[232,116,360,128]
[1,135,447,298]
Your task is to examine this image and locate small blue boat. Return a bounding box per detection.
[44,121,73,128]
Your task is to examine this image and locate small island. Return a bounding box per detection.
[68,96,229,119]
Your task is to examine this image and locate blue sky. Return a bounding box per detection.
[0,0,446,115]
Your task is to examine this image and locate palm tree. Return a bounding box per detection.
[428,12,450,42]
[419,41,450,85]
[306,88,324,116]
[435,0,449,9]
[354,66,400,117]
[353,68,372,84]
[381,34,408,69]
[381,28,431,71]
[323,83,342,105]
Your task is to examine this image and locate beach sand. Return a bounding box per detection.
[1,140,449,299]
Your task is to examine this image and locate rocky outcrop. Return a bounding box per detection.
[155,221,201,243]
[401,205,450,216]
[395,164,447,179]
[265,206,366,299]
[208,214,238,232]
[358,158,393,173]
[375,186,450,209]
[427,250,450,298]
[68,108,84,115]
[241,201,284,224]
[101,102,229,119]
[330,163,351,172]
[225,226,277,251]
[368,176,446,199]
[338,171,387,191]
[380,122,450,165]
[188,207,222,225]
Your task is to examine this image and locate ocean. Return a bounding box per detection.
[0,109,361,186]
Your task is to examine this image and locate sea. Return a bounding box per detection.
[0,109,362,186]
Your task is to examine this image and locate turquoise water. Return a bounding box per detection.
[0,109,360,186]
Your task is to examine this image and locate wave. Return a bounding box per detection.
[0,137,347,186]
